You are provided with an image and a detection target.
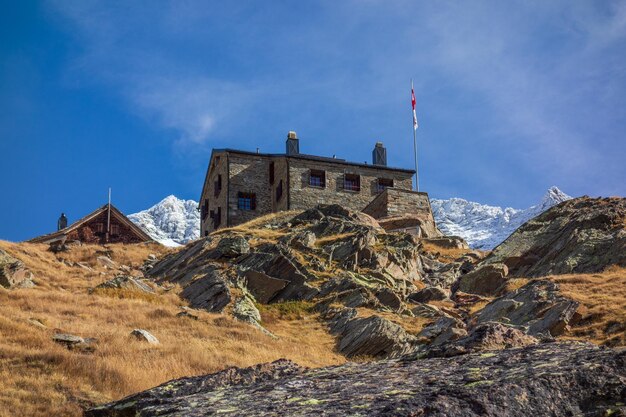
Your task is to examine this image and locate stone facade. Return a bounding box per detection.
[199,134,437,236]
[363,188,440,237]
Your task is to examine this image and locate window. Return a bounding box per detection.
[276,180,283,202]
[110,224,120,236]
[377,178,394,192]
[237,192,256,210]
[204,230,209,237]
[93,223,104,233]
[201,199,209,220]
[214,175,222,196]
[343,173,360,192]
[269,162,275,185]
[309,169,326,187]
[212,207,222,229]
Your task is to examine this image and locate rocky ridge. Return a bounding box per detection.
[86,198,626,416]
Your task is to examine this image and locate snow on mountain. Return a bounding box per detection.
[131,187,570,249]
[431,186,572,250]
[129,195,200,247]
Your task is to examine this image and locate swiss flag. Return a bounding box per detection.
[411,86,418,130]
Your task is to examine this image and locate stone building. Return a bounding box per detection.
[199,132,439,237]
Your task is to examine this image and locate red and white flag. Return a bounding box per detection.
[411,83,418,130]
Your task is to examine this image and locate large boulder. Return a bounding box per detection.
[326,308,418,358]
[0,250,34,289]
[86,343,626,417]
[211,236,250,259]
[480,197,626,276]
[241,270,289,304]
[456,263,509,296]
[475,280,579,337]
[180,268,231,312]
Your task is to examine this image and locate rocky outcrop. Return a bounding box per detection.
[325,308,419,358]
[87,342,626,417]
[456,263,509,296]
[422,322,538,358]
[481,197,626,276]
[180,268,231,312]
[475,280,579,337]
[0,250,34,289]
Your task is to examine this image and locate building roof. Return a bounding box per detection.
[27,204,153,244]
[212,148,416,174]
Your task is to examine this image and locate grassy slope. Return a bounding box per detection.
[0,241,344,417]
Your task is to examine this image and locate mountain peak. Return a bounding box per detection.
[540,186,571,209]
[128,196,200,247]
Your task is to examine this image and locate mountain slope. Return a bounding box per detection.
[128,196,200,246]
[431,186,571,249]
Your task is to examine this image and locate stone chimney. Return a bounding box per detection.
[372,142,387,166]
[286,131,299,155]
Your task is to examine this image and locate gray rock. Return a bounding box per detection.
[423,322,539,358]
[417,316,466,343]
[374,287,402,311]
[180,268,231,313]
[130,329,159,345]
[86,343,626,417]
[456,263,509,296]
[326,308,418,358]
[232,291,275,337]
[0,250,34,289]
[212,236,250,258]
[95,275,154,293]
[408,286,450,303]
[52,333,96,352]
[241,270,289,304]
[475,280,579,337]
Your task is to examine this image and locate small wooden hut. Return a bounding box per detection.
[28,204,152,245]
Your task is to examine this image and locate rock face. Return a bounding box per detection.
[87,342,626,417]
[325,308,419,358]
[481,197,626,276]
[475,280,579,337]
[179,268,231,313]
[0,250,34,289]
[456,263,509,296]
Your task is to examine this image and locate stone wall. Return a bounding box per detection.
[227,154,273,227]
[287,158,413,212]
[201,152,229,234]
[363,188,440,237]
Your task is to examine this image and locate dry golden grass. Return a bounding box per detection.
[419,241,489,263]
[551,266,626,346]
[0,241,344,417]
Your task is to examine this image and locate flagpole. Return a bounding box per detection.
[107,187,111,242]
[411,79,419,192]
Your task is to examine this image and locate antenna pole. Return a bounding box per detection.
[107,187,111,242]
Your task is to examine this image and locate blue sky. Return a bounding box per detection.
[1,1,625,241]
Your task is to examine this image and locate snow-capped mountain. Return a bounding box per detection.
[129,195,200,247]
[132,187,571,249]
[431,186,572,250]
